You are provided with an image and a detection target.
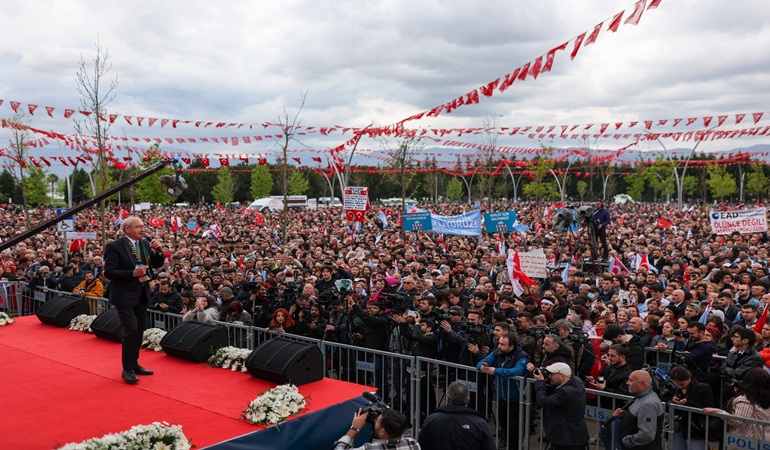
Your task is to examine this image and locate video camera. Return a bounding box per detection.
[647,366,680,402]
[361,391,389,426]
[552,208,576,230]
[576,205,596,225]
[379,291,412,310]
[460,322,487,345]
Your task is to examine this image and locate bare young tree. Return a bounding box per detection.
[6,112,33,228]
[75,38,119,247]
[275,92,307,242]
[380,127,424,234]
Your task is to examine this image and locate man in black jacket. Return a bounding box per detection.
[603,324,645,370]
[349,297,391,401]
[587,343,632,450]
[533,362,590,450]
[418,381,495,450]
[149,280,183,314]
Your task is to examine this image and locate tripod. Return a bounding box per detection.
[566,220,604,274]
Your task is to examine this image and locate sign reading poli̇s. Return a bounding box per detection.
[709,207,767,235]
[484,210,517,233]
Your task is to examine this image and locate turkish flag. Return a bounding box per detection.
[219,158,230,167]
[149,217,165,228]
[655,217,672,229]
[258,158,267,166]
[69,239,85,253]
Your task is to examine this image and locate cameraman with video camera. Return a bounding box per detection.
[334,407,419,450]
[552,318,596,380]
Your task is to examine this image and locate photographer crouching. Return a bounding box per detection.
[334,406,419,450]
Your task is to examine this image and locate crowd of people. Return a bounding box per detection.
[3,199,770,448]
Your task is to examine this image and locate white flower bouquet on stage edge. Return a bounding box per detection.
[68,314,96,332]
[208,346,251,373]
[0,312,15,326]
[142,328,167,352]
[241,384,308,426]
[56,421,191,450]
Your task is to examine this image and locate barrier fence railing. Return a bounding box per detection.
[4,281,770,448]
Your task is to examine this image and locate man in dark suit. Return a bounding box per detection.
[104,216,165,384]
[592,200,611,261]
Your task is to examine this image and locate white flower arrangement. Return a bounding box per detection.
[142,328,167,352]
[68,314,96,332]
[241,384,308,426]
[56,421,191,450]
[0,311,15,326]
[208,346,251,373]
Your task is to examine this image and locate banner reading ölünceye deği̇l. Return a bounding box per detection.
[709,207,767,235]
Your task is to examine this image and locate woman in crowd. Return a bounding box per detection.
[269,307,296,334]
[616,308,630,331]
[225,301,253,326]
[670,366,714,450]
[182,295,219,323]
[179,290,194,314]
[704,368,770,441]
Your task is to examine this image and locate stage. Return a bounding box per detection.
[0,316,369,449]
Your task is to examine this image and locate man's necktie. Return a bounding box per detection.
[135,241,144,264]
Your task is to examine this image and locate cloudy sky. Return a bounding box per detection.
[1,0,769,170]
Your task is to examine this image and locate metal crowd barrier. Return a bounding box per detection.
[5,280,770,448]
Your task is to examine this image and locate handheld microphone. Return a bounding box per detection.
[144,234,160,252]
[602,398,635,427]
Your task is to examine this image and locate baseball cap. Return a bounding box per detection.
[545,362,572,377]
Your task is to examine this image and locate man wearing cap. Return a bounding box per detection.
[532,362,589,450]
[28,265,57,292]
[683,303,701,321]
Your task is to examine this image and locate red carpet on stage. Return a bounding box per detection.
[0,316,368,449]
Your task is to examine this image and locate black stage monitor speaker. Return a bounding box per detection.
[36,296,90,327]
[246,338,323,386]
[90,308,124,342]
[160,321,228,363]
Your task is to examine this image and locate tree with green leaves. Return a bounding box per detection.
[0,169,16,203]
[706,164,737,200]
[576,180,588,201]
[288,170,310,195]
[135,145,174,205]
[624,161,646,201]
[250,163,273,198]
[445,177,463,201]
[645,158,676,202]
[24,167,49,206]
[681,175,699,202]
[212,166,236,204]
[745,163,769,201]
[46,173,59,205]
[521,150,559,201]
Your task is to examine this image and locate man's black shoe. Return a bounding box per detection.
[122,370,139,384]
[134,366,154,376]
